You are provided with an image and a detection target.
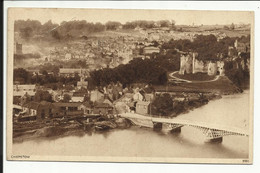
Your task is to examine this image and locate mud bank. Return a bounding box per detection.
[13,117,132,143]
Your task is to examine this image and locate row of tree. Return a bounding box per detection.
[14,68,81,89]
[123,20,175,29]
[90,58,168,87]
[14,19,176,41]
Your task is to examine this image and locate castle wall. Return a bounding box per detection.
[179,54,193,75]
[179,52,225,77]
[208,62,218,76]
[217,61,225,76]
[193,59,208,74]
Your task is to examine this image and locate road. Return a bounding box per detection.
[168,71,220,83]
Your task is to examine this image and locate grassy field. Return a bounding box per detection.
[155,76,242,94]
[90,29,142,38]
[176,25,250,37]
[172,72,216,81]
[219,29,250,38]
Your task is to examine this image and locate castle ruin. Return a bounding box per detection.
[179,52,225,76]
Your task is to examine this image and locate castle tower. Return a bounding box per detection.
[179,54,193,75]
[14,42,23,54]
[217,61,225,76]
[208,62,218,76]
[234,39,238,50]
[192,52,196,74]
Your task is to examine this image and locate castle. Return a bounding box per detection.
[179,39,250,76]
[179,52,225,76]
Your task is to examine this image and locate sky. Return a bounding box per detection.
[9,8,253,26]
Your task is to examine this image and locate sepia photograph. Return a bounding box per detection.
[6,8,254,164]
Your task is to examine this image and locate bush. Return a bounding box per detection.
[151,93,173,116]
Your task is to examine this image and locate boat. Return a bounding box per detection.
[94,124,110,131]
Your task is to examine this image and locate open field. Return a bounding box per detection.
[171,72,216,81]
[155,76,242,94]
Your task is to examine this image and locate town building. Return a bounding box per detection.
[20,101,53,122]
[93,102,113,115]
[78,102,93,115]
[143,46,160,55]
[77,77,88,89]
[71,96,84,102]
[136,101,151,115]
[133,91,145,101]
[90,89,105,103]
[64,53,72,61]
[113,93,134,113]
[59,68,89,77]
[52,102,83,117]
[13,84,36,97]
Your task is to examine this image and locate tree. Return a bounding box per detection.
[158,20,171,27]
[21,93,32,105]
[14,68,30,84]
[123,22,136,29]
[230,23,235,30]
[105,21,122,30]
[51,30,61,40]
[34,90,53,102]
[62,94,71,102]
[223,25,229,30]
[41,20,58,33]
[83,95,90,102]
[14,19,41,33]
[20,27,33,40]
[39,69,48,76]
[171,20,176,29]
[151,40,159,47]
[151,93,174,116]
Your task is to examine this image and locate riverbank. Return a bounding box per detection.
[13,94,220,143]
[13,116,132,143]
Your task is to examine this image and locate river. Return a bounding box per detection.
[12,90,250,159]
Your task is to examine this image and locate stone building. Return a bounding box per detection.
[59,68,89,78]
[143,46,160,55]
[136,101,151,115]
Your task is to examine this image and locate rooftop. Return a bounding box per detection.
[52,102,82,107]
[94,102,113,108]
[13,84,36,90]
[59,68,89,74]
[23,102,41,110]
